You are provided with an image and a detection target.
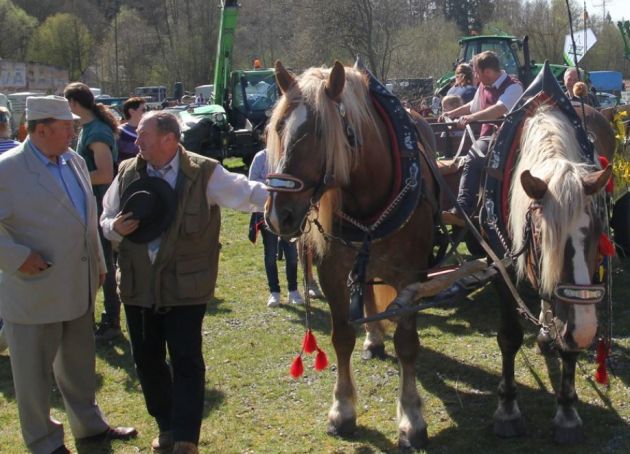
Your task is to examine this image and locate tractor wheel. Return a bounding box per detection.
[611,192,630,258]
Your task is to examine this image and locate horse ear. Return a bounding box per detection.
[582,165,612,195]
[275,60,296,95]
[520,170,548,200]
[325,61,345,101]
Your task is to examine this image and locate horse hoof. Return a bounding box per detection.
[327,419,357,437]
[494,417,526,438]
[361,344,386,361]
[553,425,585,444]
[398,426,428,450]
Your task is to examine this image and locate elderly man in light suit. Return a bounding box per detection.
[0,96,137,454]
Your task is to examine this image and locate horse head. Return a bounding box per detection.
[264,61,380,243]
[510,106,612,350]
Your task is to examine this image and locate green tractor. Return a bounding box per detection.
[434,35,568,97]
[180,0,278,167]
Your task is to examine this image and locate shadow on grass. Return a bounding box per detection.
[203,387,226,418]
[329,425,399,453]
[280,299,332,336]
[414,344,630,452]
[206,297,231,316]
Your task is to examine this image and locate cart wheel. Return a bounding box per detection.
[611,193,630,258]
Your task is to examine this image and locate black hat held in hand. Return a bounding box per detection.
[120,177,177,244]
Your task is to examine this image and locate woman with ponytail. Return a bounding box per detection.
[64,82,121,340]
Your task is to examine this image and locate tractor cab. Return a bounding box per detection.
[227,69,278,131]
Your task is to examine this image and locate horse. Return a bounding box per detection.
[264,61,439,449]
[495,103,612,443]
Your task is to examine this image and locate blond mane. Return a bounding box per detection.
[509,105,596,295]
[266,65,381,255]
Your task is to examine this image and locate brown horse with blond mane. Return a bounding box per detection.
[264,61,439,449]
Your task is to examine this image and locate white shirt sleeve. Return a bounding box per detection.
[496,83,524,112]
[469,87,482,113]
[206,164,268,212]
[100,174,124,243]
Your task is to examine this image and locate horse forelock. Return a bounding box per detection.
[267,64,381,255]
[509,106,596,295]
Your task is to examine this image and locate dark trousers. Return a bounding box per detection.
[456,137,491,215]
[98,226,120,326]
[261,228,298,293]
[124,304,206,444]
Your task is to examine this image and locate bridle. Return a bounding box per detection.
[266,100,358,216]
[515,196,606,347]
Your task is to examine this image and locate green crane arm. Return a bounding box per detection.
[213,0,239,107]
[619,21,630,61]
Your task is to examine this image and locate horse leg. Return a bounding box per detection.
[553,351,585,443]
[394,314,428,449]
[319,263,358,437]
[362,284,394,360]
[493,278,526,437]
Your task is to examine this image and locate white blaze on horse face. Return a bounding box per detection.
[268,103,308,233]
[568,210,598,348]
[283,103,308,156]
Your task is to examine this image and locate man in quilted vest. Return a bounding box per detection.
[442,51,523,227]
[100,111,268,454]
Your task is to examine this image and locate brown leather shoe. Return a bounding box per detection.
[172,441,199,454]
[151,431,174,453]
[442,210,465,227]
[78,426,138,443]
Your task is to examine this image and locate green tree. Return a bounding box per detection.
[0,0,38,60]
[27,13,93,80]
[443,0,496,35]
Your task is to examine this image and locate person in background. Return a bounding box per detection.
[441,95,464,114]
[441,51,523,227]
[446,63,476,103]
[563,67,600,107]
[117,97,146,164]
[0,95,136,454]
[0,107,20,154]
[64,82,121,341]
[248,148,304,307]
[100,111,269,454]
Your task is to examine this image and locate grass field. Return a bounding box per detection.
[1,207,629,453]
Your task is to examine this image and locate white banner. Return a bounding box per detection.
[563,29,597,65]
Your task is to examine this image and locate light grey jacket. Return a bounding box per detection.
[0,139,106,324]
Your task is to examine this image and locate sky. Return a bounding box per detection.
[583,0,628,22]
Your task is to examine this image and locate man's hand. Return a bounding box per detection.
[457,115,474,127]
[113,212,140,236]
[99,273,106,288]
[18,252,50,275]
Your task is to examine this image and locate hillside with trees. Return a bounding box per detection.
[1,0,628,95]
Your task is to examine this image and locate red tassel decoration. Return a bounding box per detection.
[314,348,329,371]
[290,355,304,379]
[302,329,318,354]
[598,156,614,193]
[599,233,615,257]
[594,339,609,385]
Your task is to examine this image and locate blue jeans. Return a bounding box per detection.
[261,228,298,293]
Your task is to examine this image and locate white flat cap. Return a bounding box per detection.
[26,95,80,121]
